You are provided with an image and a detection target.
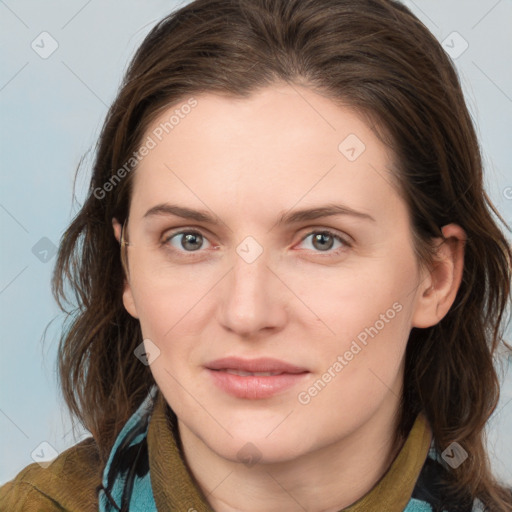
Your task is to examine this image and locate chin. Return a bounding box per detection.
[195,414,314,465]
[214,435,307,466]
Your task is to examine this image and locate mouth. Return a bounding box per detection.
[205,357,310,399]
[206,356,308,374]
[223,369,286,377]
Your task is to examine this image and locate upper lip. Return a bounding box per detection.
[205,357,308,374]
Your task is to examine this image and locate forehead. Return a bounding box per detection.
[129,84,404,225]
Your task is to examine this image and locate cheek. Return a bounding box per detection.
[126,248,201,330]
[299,251,417,344]
[127,264,216,368]
[294,302,411,441]
[297,253,417,397]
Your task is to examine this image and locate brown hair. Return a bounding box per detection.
[53,0,512,508]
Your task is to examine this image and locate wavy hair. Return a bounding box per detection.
[53,0,512,509]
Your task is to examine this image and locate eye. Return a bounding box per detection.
[162,230,213,253]
[160,228,351,258]
[297,230,351,254]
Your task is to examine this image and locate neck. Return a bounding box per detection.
[178,393,405,512]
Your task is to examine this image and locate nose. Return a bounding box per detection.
[218,243,288,338]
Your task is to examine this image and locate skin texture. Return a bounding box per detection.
[113,83,466,512]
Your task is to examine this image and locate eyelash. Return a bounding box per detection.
[160,228,352,259]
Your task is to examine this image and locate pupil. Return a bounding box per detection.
[313,233,333,251]
[183,233,202,251]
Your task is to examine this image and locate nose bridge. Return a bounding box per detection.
[219,235,286,335]
[232,239,268,294]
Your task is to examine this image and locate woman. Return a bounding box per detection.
[1,0,511,510]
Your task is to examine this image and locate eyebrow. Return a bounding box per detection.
[143,203,376,225]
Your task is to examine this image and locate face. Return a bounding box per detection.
[118,83,431,464]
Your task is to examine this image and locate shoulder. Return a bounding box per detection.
[0,437,103,512]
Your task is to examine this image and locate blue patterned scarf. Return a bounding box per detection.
[98,387,158,511]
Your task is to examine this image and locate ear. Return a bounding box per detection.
[411,224,466,328]
[112,217,123,243]
[112,218,139,319]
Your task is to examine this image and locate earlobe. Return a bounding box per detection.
[112,218,123,243]
[122,285,139,319]
[411,224,466,329]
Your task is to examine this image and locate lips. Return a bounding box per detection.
[205,357,309,399]
[206,357,308,374]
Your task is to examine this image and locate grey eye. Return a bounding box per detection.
[299,231,347,252]
[166,231,211,252]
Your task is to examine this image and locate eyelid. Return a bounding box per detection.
[297,226,352,246]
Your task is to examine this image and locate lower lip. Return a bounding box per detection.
[207,369,309,399]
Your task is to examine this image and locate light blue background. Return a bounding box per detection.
[1,0,511,486]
